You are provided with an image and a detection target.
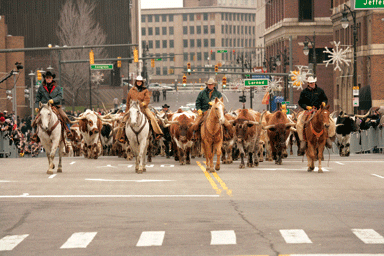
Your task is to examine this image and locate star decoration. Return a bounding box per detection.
[269,76,283,92]
[288,65,312,90]
[91,71,105,85]
[323,41,351,71]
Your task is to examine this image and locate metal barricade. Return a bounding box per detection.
[0,131,18,158]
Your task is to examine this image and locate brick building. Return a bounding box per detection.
[0,15,27,117]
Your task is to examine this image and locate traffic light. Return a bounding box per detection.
[187,62,191,75]
[37,70,42,81]
[239,95,246,103]
[133,48,139,63]
[89,50,94,64]
[182,74,187,86]
[281,104,287,115]
[151,59,155,68]
[215,65,218,73]
[117,56,121,68]
[222,76,227,88]
[232,50,235,55]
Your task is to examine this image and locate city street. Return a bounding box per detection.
[0,153,384,255]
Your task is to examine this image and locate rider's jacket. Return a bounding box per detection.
[196,86,222,112]
[126,85,151,110]
[35,81,62,108]
[298,85,328,110]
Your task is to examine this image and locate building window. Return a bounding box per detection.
[237,13,240,21]
[190,52,195,61]
[221,13,224,20]
[229,39,232,47]
[221,25,224,34]
[253,26,255,34]
[229,25,232,34]
[241,39,244,47]
[204,52,209,61]
[190,13,194,21]
[241,26,244,34]
[197,39,201,47]
[148,15,153,22]
[190,26,195,35]
[245,26,248,34]
[203,13,208,20]
[162,27,167,35]
[204,25,208,34]
[211,52,216,61]
[204,39,208,47]
[210,39,215,47]
[184,53,188,61]
[229,13,232,21]
[156,67,161,75]
[162,14,167,22]
[196,26,201,34]
[162,40,167,48]
[155,27,160,35]
[148,27,153,36]
[225,13,228,21]
[190,39,195,48]
[155,15,160,22]
[197,52,202,61]
[245,39,248,47]
[169,27,174,35]
[148,40,153,49]
[142,28,146,36]
[183,26,188,35]
[210,25,215,34]
[169,15,174,22]
[237,25,240,34]
[183,39,188,48]
[233,39,236,47]
[225,38,228,47]
[233,26,236,34]
[222,38,224,47]
[142,41,146,49]
[225,25,228,34]
[299,0,313,21]
[163,66,168,75]
[170,40,174,48]
[141,15,146,23]
[241,14,243,21]
[183,14,188,21]
[245,13,247,21]
[156,40,160,48]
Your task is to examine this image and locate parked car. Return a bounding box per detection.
[148,83,173,91]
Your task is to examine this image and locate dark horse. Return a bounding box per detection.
[304,105,331,173]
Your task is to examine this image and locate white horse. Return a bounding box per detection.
[36,102,64,174]
[126,100,151,174]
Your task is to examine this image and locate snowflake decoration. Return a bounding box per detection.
[288,65,312,90]
[91,71,105,85]
[269,76,283,92]
[323,41,351,71]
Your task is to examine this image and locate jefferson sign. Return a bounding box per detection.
[353,0,384,9]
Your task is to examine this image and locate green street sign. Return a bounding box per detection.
[217,50,228,53]
[244,79,269,87]
[354,0,384,9]
[90,64,113,70]
[155,58,162,61]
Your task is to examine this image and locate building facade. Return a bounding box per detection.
[141,6,256,83]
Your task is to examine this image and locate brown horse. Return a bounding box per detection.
[304,105,331,173]
[201,97,226,172]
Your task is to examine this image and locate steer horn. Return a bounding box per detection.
[355,107,373,119]
[262,124,275,130]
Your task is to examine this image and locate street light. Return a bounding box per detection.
[28,70,36,124]
[302,31,316,75]
[276,48,290,100]
[341,4,359,114]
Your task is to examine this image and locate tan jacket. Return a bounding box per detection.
[126,86,151,110]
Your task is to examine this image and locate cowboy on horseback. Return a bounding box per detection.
[117,75,163,141]
[296,76,336,155]
[31,71,72,142]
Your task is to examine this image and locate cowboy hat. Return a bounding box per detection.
[307,76,317,83]
[43,71,56,79]
[162,104,170,108]
[136,75,144,81]
[205,78,217,85]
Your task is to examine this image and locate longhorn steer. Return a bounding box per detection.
[221,113,236,164]
[69,124,83,157]
[335,112,359,156]
[100,123,114,156]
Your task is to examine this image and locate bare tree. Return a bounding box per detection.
[56,0,108,110]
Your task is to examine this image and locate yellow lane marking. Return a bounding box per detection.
[196,161,221,195]
[203,161,233,197]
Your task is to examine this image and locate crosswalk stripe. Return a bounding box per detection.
[280,229,312,244]
[0,234,29,251]
[352,229,384,244]
[211,230,236,245]
[136,231,165,247]
[60,232,97,249]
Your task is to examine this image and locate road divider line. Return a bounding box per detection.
[335,161,345,165]
[0,234,29,251]
[60,232,97,249]
[196,161,221,195]
[85,179,175,182]
[48,174,57,179]
[70,161,76,165]
[203,161,232,196]
[136,231,165,247]
[280,229,312,244]
[0,194,219,199]
[352,229,384,244]
[372,174,384,179]
[211,230,236,245]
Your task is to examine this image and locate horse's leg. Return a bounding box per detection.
[147,138,152,163]
[205,143,213,172]
[306,145,315,172]
[221,147,226,163]
[215,143,222,171]
[142,140,149,172]
[317,143,325,173]
[137,141,147,174]
[57,141,63,173]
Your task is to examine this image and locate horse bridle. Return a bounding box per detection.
[128,105,148,144]
[39,106,60,136]
[309,108,329,139]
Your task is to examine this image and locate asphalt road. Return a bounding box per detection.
[1,153,384,256]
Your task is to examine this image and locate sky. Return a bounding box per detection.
[141,0,183,9]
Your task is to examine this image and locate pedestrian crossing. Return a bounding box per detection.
[1,228,383,251]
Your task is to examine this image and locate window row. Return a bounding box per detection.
[182,13,214,21]
[141,12,255,23]
[183,52,216,61]
[142,27,174,36]
[183,39,216,48]
[183,25,214,35]
[143,40,175,49]
[221,38,256,48]
[221,25,255,35]
[142,14,174,23]
[221,13,255,22]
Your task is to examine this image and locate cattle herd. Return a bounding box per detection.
[53,105,383,174]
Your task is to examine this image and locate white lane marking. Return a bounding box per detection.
[145,165,154,167]
[372,174,384,179]
[60,232,97,249]
[0,234,29,251]
[314,167,329,172]
[136,231,165,247]
[85,179,175,182]
[352,229,384,244]
[0,180,12,183]
[210,230,236,245]
[117,164,133,168]
[0,194,219,199]
[96,164,117,168]
[160,164,174,167]
[280,229,312,244]
[48,174,57,179]
[335,161,345,165]
[70,161,76,165]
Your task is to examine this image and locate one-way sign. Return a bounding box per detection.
[286,104,298,109]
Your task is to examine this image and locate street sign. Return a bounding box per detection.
[353,97,359,107]
[286,104,298,109]
[353,86,359,96]
[90,64,113,70]
[252,74,270,79]
[217,50,228,53]
[354,0,384,9]
[244,79,269,87]
[155,58,162,61]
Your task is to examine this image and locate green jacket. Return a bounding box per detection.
[35,81,62,108]
[196,87,222,112]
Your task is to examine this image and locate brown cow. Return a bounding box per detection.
[221,113,236,164]
[262,110,295,165]
[69,124,83,157]
[232,109,261,168]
